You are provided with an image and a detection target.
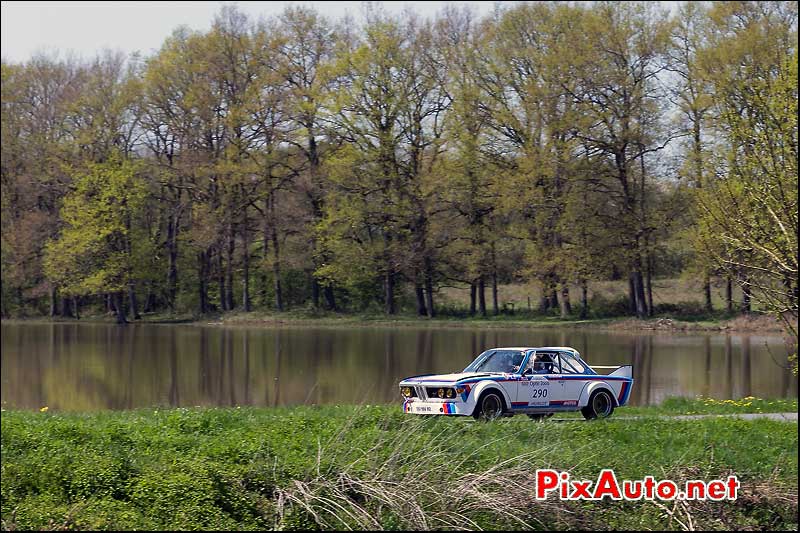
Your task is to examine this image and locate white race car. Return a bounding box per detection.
[399,347,633,420]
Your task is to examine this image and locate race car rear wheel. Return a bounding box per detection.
[473,391,504,421]
[581,389,615,420]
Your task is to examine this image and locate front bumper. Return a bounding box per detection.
[402,399,469,416]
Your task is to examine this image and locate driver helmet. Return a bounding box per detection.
[534,354,554,372]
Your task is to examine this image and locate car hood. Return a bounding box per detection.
[400,372,507,385]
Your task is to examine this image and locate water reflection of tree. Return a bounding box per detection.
[200,329,212,402]
[725,336,733,399]
[8,324,799,411]
[243,330,251,406]
[631,336,653,406]
[741,336,751,398]
[169,327,179,407]
[703,336,712,398]
[227,328,236,406]
[126,325,135,409]
[273,332,281,407]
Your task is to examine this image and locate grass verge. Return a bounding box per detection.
[5,308,790,334]
[2,400,797,530]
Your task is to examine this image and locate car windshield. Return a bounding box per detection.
[464,350,526,373]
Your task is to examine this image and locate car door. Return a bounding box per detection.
[519,351,564,408]
[556,351,588,407]
[496,349,527,410]
[544,353,566,406]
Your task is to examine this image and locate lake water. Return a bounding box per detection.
[1,322,797,411]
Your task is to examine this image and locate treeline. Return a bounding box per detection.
[1,1,796,327]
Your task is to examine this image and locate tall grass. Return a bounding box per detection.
[2,404,797,530]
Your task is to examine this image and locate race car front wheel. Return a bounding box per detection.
[581,390,615,420]
[473,391,504,421]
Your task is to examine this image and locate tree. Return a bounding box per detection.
[563,2,674,317]
[668,1,717,312]
[44,155,149,323]
[696,1,798,339]
[273,6,340,310]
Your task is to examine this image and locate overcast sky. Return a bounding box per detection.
[1,1,505,63]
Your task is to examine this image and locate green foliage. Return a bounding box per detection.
[1,2,797,328]
[693,2,798,340]
[43,155,149,296]
[1,403,797,530]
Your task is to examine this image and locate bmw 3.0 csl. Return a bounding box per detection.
[398,347,633,421]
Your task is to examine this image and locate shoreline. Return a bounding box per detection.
[2,310,794,335]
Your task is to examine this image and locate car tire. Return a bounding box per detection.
[473,391,504,421]
[581,389,615,420]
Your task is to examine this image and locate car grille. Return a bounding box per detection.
[416,386,427,400]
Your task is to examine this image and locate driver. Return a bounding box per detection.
[532,353,554,374]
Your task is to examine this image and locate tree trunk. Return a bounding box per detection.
[725,276,733,313]
[225,225,235,311]
[167,216,178,311]
[469,281,477,316]
[634,269,647,318]
[492,271,499,316]
[424,256,434,318]
[539,289,549,313]
[628,275,637,315]
[128,283,141,320]
[692,115,712,315]
[61,297,73,318]
[646,253,654,317]
[49,286,58,317]
[241,212,251,312]
[579,279,588,319]
[311,278,320,309]
[478,276,487,317]
[143,288,156,313]
[490,243,499,316]
[198,250,209,314]
[112,291,128,324]
[740,273,751,314]
[385,270,395,315]
[73,297,80,320]
[271,224,283,312]
[324,284,337,312]
[549,286,559,311]
[415,283,427,317]
[559,284,572,318]
[218,249,227,312]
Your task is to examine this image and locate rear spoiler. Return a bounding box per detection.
[593,365,633,378]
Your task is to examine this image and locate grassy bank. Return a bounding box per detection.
[2,400,797,530]
[5,307,791,334]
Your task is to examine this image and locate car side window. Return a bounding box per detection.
[560,352,586,374]
[524,352,560,374]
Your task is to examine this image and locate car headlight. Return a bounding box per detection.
[456,387,465,394]
[446,388,454,398]
[401,387,413,398]
[437,388,445,398]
